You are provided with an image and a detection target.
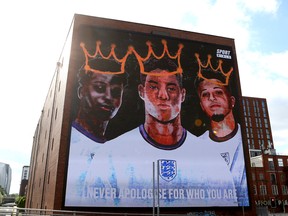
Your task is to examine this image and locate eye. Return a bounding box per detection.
[167,86,177,92]
[215,90,224,96]
[201,92,209,98]
[148,84,158,90]
[93,83,106,93]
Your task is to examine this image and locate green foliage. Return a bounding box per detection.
[0,186,6,196]
[15,196,26,208]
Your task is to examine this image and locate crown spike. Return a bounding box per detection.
[195,53,233,86]
[80,41,132,75]
[131,40,183,76]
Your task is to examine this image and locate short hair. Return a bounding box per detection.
[140,56,183,88]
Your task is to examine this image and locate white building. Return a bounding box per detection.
[0,162,12,194]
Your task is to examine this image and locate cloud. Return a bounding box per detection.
[1,0,287,194]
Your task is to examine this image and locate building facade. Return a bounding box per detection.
[19,166,29,196]
[250,154,288,214]
[25,14,255,215]
[242,96,275,158]
[241,96,288,214]
[0,162,12,194]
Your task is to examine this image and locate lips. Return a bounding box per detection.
[158,103,170,110]
[209,103,221,109]
[100,105,115,113]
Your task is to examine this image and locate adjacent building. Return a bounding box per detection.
[0,162,12,195]
[241,96,288,214]
[242,96,275,158]
[19,166,29,196]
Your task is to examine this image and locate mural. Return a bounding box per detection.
[64,25,249,208]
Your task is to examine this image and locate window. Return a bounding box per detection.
[257,129,260,139]
[268,158,275,170]
[272,185,278,195]
[48,171,50,184]
[258,118,262,128]
[247,106,251,116]
[282,185,288,195]
[259,173,264,180]
[278,158,284,167]
[55,107,58,120]
[51,138,54,151]
[263,106,267,117]
[264,118,269,128]
[251,139,255,149]
[270,174,277,184]
[253,185,257,195]
[250,128,254,138]
[260,185,267,195]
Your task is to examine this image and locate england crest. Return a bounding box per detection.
[220,152,230,165]
[159,159,177,182]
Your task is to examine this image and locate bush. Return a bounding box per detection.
[15,196,26,208]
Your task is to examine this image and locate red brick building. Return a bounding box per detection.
[26,14,256,215]
[242,96,288,214]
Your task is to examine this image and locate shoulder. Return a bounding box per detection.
[108,127,140,141]
[197,130,209,139]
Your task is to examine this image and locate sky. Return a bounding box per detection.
[0,0,287,194]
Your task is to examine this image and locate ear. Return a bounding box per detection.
[230,96,236,108]
[138,84,145,100]
[77,86,83,99]
[181,88,186,103]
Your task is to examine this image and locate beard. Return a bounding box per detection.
[211,114,225,122]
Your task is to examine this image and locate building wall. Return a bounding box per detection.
[19,166,29,196]
[21,166,29,180]
[241,96,288,213]
[251,154,288,213]
[25,14,256,215]
[25,27,72,209]
[241,96,274,157]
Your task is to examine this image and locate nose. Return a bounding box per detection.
[158,86,169,100]
[208,93,216,101]
[105,87,112,100]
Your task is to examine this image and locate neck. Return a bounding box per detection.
[75,112,108,139]
[210,112,235,137]
[144,114,183,145]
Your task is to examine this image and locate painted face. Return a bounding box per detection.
[79,73,124,121]
[139,70,185,122]
[198,79,235,119]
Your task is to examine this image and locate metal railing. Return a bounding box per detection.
[0,206,203,216]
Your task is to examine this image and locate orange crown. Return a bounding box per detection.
[130,39,184,76]
[195,53,233,86]
[80,41,132,74]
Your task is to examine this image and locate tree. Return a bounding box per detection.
[15,196,26,208]
[0,186,6,196]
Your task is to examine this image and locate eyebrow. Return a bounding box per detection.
[147,80,178,87]
[200,86,223,94]
[147,80,158,85]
